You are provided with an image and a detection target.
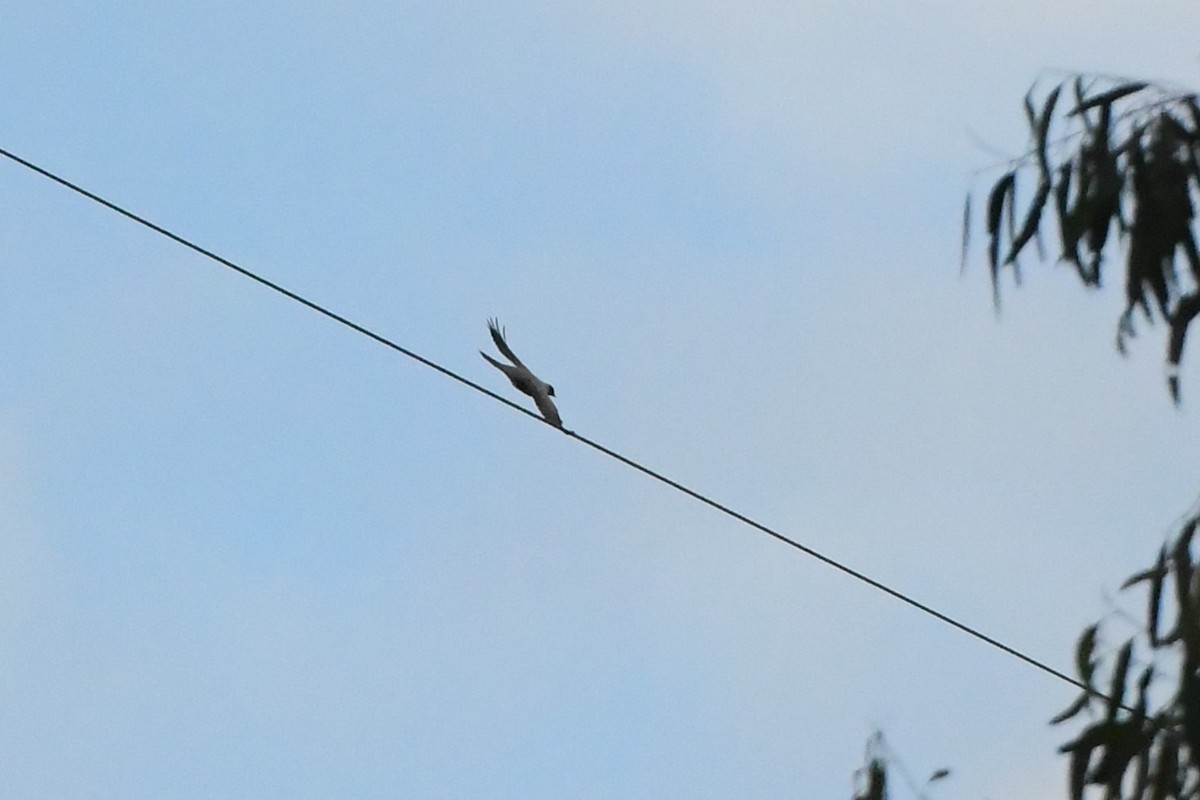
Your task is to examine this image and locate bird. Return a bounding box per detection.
[480,318,564,429]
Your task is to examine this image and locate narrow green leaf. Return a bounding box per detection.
[1135,664,1152,707]
[1073,77,1095,133]
[1036,84,1062,173]
[985,172,1016,308]
[1069,747,1088,800]
[1076,624,1099,687]
[1172,523,1195,623]
[1023,87,1038,131]
[1050,692,1091,725]
[1120,553,1168,590]
[1006,170,1019,242]
[1069,82,1150,116]
[1167,292,1200,406]
[1116,310,1136,359]
[1006,179,1051,263]
[1131,748,1150,800]
[1148,545,1167,644]
[1120,568,1157,590]
[1105,640,1133,719]
[1178,517,1196,553]
[1096,102,1113,146]
[1152,736,1180,800]
[986,172,1015,235]
[1055,163,1080,265]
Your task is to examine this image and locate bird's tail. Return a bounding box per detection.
[480,351,505,370]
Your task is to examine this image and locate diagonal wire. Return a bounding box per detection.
[0,144,1109,705]
[566,428,1098,697]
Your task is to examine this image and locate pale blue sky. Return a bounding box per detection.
[1,2,1198,798]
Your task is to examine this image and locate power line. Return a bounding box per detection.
[0,144,1103,704]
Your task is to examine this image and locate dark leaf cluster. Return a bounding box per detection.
[850,730,950,800]
[1053,512,1200,799]
[852,759,887,800]
[853,731,890,800]
[965,75,1200,403]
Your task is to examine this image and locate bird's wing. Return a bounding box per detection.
[483,318,562,426]
[487,317,525,367]
[480,350,507,372]
[533,390,563,428]
[482,350,539,398]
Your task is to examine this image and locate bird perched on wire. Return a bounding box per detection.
[480,318,564,429]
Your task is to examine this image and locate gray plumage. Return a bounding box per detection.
[480,318,563,428]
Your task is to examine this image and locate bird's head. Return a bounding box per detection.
[547,385,556,397]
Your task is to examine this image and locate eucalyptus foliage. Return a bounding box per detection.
[966,76,1200,403]
[1054,512,1200,799]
